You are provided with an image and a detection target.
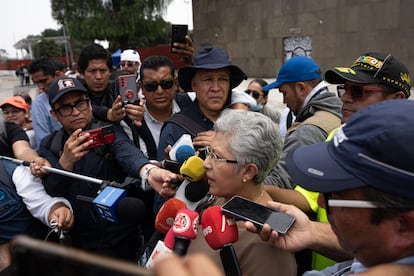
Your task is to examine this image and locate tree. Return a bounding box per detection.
[51,0,173,51]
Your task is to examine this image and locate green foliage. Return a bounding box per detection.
[33,39,64,58]
[51,0,173,51]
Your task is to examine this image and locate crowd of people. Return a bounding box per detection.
[1,38,413,276]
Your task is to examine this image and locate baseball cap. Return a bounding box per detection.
[48,78,88,106]
[325,52,412,97]
[121,49,141,63]
[178,47,247,92]
[286,99,414,200]
[263,56,322,91]
[0,96,28,112]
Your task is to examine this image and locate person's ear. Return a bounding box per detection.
[387,91,407,100]
[50,109,59,122]
[242,163,259,182]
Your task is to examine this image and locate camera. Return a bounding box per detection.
[80,125,115,150]
[118,74,139,106]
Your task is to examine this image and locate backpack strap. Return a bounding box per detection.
[165,113,205,137]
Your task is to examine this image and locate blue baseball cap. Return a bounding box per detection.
[263,56,322,91]
[286,100,414,200]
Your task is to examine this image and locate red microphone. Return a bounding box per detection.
[172,208,199,256]
[202,206,242,276]
[155,198,187,234]
[163,227,175,250]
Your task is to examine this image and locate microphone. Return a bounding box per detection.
[179,156,205,182]
[76,193,146,224]
[145,227,175,269]
[155,198,187,234]
[184,180,210,202]
[175,145,195,164]
[169,134,194,162]
[93,186,129,223]
[202,206,242,276]
[172,208,199,256]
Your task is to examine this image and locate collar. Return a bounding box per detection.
[302,80,329,109]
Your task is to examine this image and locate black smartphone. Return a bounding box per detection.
[117,74,139,105]
[221,195,295,235]
[171,24,188,52]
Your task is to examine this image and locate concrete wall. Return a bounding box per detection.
[192,0,414,78]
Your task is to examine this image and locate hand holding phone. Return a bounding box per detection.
[221,196,295,235]
[171,24,188,53]
[118,75,139,106]
[80,125,115,150]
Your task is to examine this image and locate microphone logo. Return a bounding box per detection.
[173,212,199,235]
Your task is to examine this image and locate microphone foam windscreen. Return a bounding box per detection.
[116,197,146,223]
[176,145,195,164]
[155,198,187,234]
[163,227,175,250]
[173,208,199,240]
[180,156,206,182]
[184,180,209,202]
[201,206,238,250]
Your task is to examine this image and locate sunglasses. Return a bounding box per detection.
[336,84,386,99]
[142,79,174,92]
[244,89,262,99]
[120,61,136,67]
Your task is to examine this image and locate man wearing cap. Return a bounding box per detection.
[264,56,342,188]
[120,49,141,81]
[39,77,178,260]
[266,52,412,270]
[0,96,35,148]
[246,99,414,275]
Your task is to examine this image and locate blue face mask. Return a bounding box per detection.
[250,104,263,112]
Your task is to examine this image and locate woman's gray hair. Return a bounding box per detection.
[215,109,283,183]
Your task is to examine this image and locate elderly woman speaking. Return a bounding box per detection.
[187,109,296,276]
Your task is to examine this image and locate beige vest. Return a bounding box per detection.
[286,110,341,139]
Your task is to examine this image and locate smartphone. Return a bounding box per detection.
[80,125,115,149]
[221,195,295,235]
[117,74,139,106]
[171,24,188,52]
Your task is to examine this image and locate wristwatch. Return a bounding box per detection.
[141,164,158,191]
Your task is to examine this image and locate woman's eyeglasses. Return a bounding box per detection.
[204,146,238,165]
[244,89,263,99]
[142,79,174,92]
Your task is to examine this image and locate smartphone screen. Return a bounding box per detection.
[171,24,188,52]
[221,195,295,234]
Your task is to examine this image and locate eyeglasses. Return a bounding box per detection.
[120,61,136,67]
[336,84,387,99]
[323,193,381,214]
[204,146,238,165]
[54,98,90,117]
[142,79,174,92]
[244,89,263,99]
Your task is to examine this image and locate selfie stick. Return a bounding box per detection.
[0,155,121,189]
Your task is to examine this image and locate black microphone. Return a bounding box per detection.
[76,195,146,223]
[184,180,210,202]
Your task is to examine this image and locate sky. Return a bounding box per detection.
[0,0,193,58]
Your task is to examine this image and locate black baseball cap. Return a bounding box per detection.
[325,52,412,97]
[48,78,88,106]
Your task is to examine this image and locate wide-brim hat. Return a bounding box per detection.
[178,47,247,92]
[325,52,412,97]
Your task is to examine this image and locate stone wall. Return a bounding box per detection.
[192,0,414,78]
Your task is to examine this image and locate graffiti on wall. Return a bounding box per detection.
[283,36,312,61]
